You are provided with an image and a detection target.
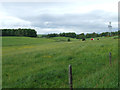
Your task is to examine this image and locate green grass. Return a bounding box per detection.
[2,36,118,88]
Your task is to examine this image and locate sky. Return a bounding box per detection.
[0,0,119,34]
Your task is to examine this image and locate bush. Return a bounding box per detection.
[67,38,70,42]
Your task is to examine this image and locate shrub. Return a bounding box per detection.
[67,38,70,42]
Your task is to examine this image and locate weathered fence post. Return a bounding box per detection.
[109,52,112,65]
[69,65,73,90]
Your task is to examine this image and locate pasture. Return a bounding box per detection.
[2,36,118,88]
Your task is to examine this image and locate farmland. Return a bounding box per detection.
[2,36,118,88]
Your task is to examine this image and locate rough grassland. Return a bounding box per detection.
[2,36,118,88]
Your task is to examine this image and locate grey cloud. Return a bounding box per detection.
[1,2,118,34]
[19,10,117,33]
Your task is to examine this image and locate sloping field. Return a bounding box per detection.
[2,36,118,88]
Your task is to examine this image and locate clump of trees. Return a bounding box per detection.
[76,33,85,39]
[47,33,59,37]
[63,32,76,38]
[42,31,119,39]
[1,28,37,37]
[42,32,76,38]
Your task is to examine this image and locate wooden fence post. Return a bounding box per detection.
[109,52,112,65]
[69,65,73,90]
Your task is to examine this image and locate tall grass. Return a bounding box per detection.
[2,36,118,88]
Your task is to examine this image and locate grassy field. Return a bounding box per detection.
[2,36,118,88]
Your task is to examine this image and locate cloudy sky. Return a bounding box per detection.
[0,0,119,34]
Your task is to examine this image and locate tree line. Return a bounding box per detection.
[1,28,37,37]
[0,28,119,38]
[42,31,119,39]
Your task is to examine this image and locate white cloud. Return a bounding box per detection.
[0,3,31,28]
[0,15,31,28]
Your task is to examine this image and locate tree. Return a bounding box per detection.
[65,32,76,38]
[59,32,65,37]
[76,33,85,39]
[91,32,97,38]
[86,33,92,38]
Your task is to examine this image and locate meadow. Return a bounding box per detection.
[2,36,118,88]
